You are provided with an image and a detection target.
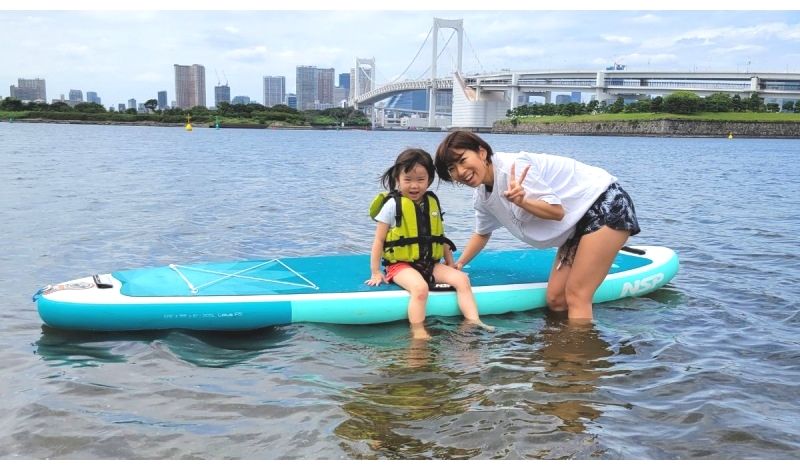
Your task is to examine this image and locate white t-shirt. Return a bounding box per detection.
[374,197,399,226]
[474,151,617,248]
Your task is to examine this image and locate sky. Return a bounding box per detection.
[3,3,800,108]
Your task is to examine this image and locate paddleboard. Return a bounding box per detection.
[33,245,678,331]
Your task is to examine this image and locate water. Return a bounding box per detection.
[1,122,799,459]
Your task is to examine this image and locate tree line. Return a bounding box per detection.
[0,97,371,127]
[507,91,798,118]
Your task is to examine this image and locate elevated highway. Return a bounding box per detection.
[353,70,800,128]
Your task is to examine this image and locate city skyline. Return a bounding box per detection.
[3,8,800,108]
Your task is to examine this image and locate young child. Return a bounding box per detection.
[365,148,493,339]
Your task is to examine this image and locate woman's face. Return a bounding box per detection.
[446,147,492,187]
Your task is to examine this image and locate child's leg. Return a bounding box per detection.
[391,267,430,325]
[432,264,480,322]
[433,264,494,332]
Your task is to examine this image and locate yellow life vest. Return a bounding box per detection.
[369,191,456,264]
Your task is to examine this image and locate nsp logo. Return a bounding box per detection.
[621,273,665,297]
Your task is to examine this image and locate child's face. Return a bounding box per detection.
[396,163,431,203]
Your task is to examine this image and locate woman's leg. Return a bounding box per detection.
[564,226,630,319]
[391,267,430,325]
[546,253,570,313]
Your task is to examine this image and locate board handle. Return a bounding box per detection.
[620,246,646,255]
[93,274,113,289]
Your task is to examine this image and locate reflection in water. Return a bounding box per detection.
[334,314,614,458]
[334,322,488,459]
[34,326,292,368]
[527,314,613,434]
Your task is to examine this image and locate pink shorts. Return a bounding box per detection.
[385,262,413,282]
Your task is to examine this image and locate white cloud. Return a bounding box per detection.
[616,53,679,66]
[133,72,163,83]
[649,22,800,49]
[485,46,545,59]
[224,46,269,62]
[711,44,766,54]
[629,14,660,24]
[602,35,633,44]
[55,43,91,57]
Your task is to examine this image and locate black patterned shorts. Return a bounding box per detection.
[558,183,640,267]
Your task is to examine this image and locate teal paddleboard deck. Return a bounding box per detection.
[34,246,678,331]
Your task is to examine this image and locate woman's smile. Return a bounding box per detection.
[449,149,492,187]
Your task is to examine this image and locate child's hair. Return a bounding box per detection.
[380,148,436,191]
[434,131,494,182]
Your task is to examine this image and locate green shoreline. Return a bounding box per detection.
[5,113,800,137]
[2,117,368,131]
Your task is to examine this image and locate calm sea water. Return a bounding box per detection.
[1,122,799,459]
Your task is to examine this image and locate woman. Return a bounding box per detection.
[434,131,640,320]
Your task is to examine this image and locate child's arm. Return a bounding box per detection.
[443,244,455,267]
[365,222,390,286]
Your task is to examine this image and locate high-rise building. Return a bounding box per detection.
[317,68,334,109]
[232,96,250,105]
[556,94,571,105]
[86,91,101,104]
[118,103,126,112]
[157,91,168,110]
[296,66,335,111]
[338,73,350,97]
[333,87,348,107]
[174,64,206,109]
[9,78,46,102]
[214,84,231,107]
[69,89,83,103]
[286,93,297,109]
[128,98,137,111]
[263,76,286,107]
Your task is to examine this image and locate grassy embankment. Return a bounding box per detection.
[506,112,800,124]
[0,111,363,128]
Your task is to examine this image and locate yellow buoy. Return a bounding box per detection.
[727,132,733,139]
[185,114,193,132]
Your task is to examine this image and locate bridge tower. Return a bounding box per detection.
[429,18,463,128]
[354,58,375,99]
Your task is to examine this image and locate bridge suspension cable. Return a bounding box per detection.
[414,29,457,80]
[464,29,486,73]
[386,25,433,85]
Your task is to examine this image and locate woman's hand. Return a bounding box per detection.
[503,162,531,207]
[365,271,386,286]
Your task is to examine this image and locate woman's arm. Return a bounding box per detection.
[516,198,565,221]
[455,232,492,269]
[366,222,390,286]
[503,162,565,220]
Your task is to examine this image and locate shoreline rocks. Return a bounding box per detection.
[492,119,800,138]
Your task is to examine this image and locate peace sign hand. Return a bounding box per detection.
[503,162,531,207]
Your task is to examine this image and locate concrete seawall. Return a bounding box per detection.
[492,119,800,138]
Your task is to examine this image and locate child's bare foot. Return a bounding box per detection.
[410,322,431,340]
[464,319,495,332]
